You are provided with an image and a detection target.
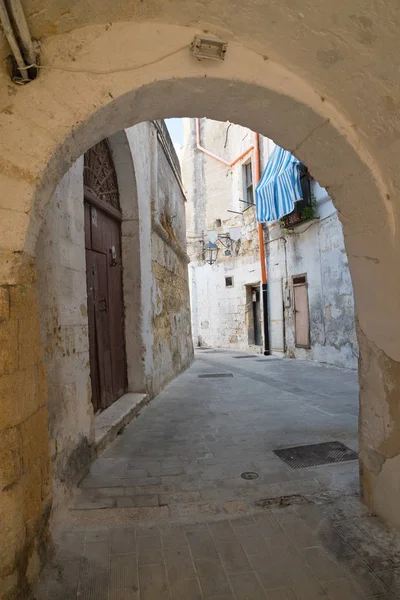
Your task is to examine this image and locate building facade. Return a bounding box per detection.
[182,118,358,369]
[36,121,193,505]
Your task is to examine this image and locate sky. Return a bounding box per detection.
[165,118,184,151]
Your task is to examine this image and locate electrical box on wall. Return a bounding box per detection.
[190,36,228,61]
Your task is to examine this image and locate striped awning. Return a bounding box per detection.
[255,145,303,223]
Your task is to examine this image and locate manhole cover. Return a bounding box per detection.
[241,471,259,480]
[274,441,358,469]
[256,494,311,508]
[198,373,234,378]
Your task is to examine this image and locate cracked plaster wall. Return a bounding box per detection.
[182,118,267,351]
[267,183,358,369]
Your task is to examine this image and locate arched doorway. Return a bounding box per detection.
[1,17,400,596]
[84,140,127,412]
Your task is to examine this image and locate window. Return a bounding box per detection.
[215,218,222,228]
[225,276,233,287]
[243,161,254,205]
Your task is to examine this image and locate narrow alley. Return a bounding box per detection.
[35,351,400,599]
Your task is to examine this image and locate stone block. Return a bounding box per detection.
[0,319,18,375]
[0,286,10,321]
[0,569,19,598]
[26,541,42,584]
[0,479,26,578]
[9,284,38,319]
[0,427,23,490]
[0,364,45,430]
[18,314,42,369]
[23,459,43,523]
[20,407,50,473]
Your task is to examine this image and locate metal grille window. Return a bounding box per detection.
[244,161,254,205]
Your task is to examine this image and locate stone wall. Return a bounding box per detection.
[182,118,267,352]
[34,123,192,509]
[183,118,357,367]
[127,122,193,397]
[267,182,358,369]
[0,277,51,597]
[2,11,400,594]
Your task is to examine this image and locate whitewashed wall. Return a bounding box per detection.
[36,122,193,502]
[183,117,358,368]
[182,118,268,352]
[267,182,359,368]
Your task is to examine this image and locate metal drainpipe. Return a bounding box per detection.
[254,132,270,355]
[0,0,28,80]
[0,0,38,83]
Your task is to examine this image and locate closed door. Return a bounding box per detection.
[252,286,262,346]
[85,201,127,412]
[293,276,310,348]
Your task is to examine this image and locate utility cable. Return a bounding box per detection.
[19,45,188,76]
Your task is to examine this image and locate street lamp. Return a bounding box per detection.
[204,241,219,265]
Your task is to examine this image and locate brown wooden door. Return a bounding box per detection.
[293,276,310,348]
[84,200,127,412]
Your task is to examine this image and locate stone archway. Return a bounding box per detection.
[1,18,400,597]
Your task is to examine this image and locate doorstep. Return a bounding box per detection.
[94,392,148,455]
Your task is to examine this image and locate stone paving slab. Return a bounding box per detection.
[35,352,400,599]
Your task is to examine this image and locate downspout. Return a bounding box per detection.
[196,118,254,167]
[254,132,270,355]
[0,0,38,83]
[0,0,28,80]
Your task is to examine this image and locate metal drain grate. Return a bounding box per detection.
[241,471,259,480]
[198,373,234,378]
[274,441,358,469]
[233,355,254,359]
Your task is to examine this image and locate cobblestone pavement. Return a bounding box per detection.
[35,351,400,599]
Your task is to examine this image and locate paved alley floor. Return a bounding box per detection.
[35,351,400,599]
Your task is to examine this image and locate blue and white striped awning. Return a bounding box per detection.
[255,145,303,223]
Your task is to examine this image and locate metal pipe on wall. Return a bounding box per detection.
[0,0,28,80]
[8,0,37,65]
[196,118,254,167]
[254,132,270,355]
[0,0,38,83]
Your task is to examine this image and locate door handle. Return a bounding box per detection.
[109,246,117,267]
[98,298,108,313]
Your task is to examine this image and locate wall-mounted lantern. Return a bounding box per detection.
[204,241,219,265]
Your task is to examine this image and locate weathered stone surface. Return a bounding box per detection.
[0,427,22,491]
[9,284,38,319]
[0,320,18,375]
[0,364,45,430]
[18,314,42,370]
[0,480,26,578]
[0,286,10,322]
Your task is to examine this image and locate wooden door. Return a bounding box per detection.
[293,275,310,348]
[84,140,127,412]
[251,286,262,346]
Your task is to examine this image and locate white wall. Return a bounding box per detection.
[183,117,358,368]
[266,183,359,369]
[36,158,93,499]
[36,122,193,501]
[190,255,261,349]
[182,117,268,352]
